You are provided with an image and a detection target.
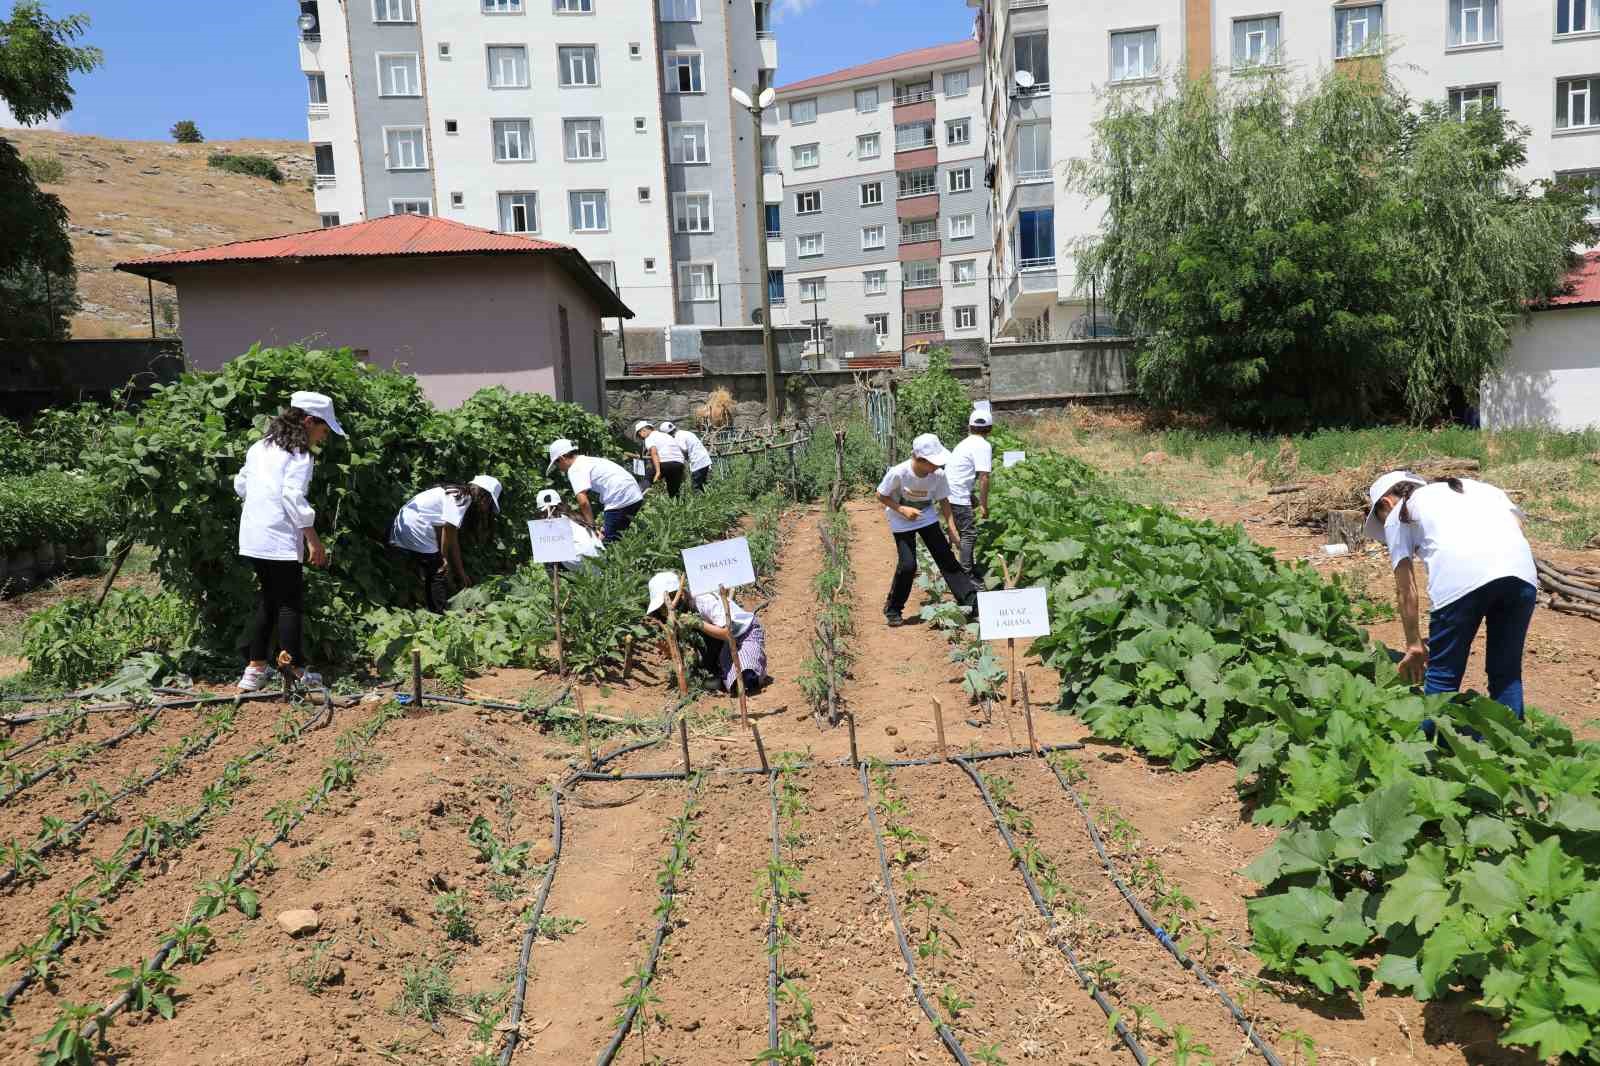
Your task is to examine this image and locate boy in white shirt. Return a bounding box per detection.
[661,421,714,492]
[945,407,994,578]
[635,419,687,497]
[548,439,646,542]
[875,433,978,627]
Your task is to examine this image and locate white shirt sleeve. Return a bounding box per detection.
[438,492,469,529]
[280,451,317,531]
[875,467,899,499]
[568,461,593,496]
[694,592,727,628]
[974,441,993,474]
[233,464,248,500]
[1383,512,1415,570]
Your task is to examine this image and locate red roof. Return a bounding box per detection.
[117,214,632,317]
[777,39,980,94]
[1543,251,1600,310]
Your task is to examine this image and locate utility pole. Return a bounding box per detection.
[733,82,779,427]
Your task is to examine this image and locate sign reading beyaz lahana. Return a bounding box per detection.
[1003,451,1026,468]
[682,536,756,597]
[527,518,578,564]
[978,587,1051,641]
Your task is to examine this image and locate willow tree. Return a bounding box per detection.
[1069,68,1594,428]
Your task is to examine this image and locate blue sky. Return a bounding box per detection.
[9,0,975,141]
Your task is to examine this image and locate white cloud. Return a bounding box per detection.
[772,0,820,20]
[0,100,67,131]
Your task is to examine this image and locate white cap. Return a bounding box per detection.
[633,420,655,435]
[1363,471,1426,542]
[469,474,503,512]
[911,432,950,466]
[646,571,680,615]
[536,488,562,513]
[660,420,677,434]
[969,408,993,428]
[289,391,345,437]
[546,438,578,472]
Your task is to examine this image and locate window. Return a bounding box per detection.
[898,167,936,197]
[768,269,786,304]
[660,0,700,20]
[795,189,821,214]
[1557,169,1600,218]
[792,142,820,168]
[907,309,941,334]
[855,87,879,113]
[668,122,709,163]
[635,117,648,133]
[951,259,976,285]
[803,318,831,352]
[562,118,604,160]
[674,192,714,233]
[867,313,889,337]
[484,0,523,10]
[797,232,824,258]
[444,119,459,134]
[762,136,779,171]
[799,276,826,302]
[765,203,781,236]
[314,143,335,176]
[947,167,972,193]
[644,257,657,271]
[1110,29,1158,81]
[896,80,933,104]
[488,46,529,88]
[860,181,883,206]
[307,73,328,105]
[790,98,818,124]
[451,191,465,208]
[948,213,975,239]
[559,45,598,86]
[952,306,977,330]
[1557,0,1600,34]
[946,118,971,146]
[439,42,452,59]
[384,126,427,170]
[378,54,420,96]
[680,262,717,301]
[554,0,593,11]
[499,191,539,232]
[592,260,616,290]
[493,119,533,161]
[1335,5,1382,58]
[943,70,969,97]
[896,121,934,151]
[863,269,887,295]
[373,0,414,21]
[1558,76,1600,129]
[1014,33,1050,90]
[861,224,885,250]
[629,42,641,58]
[637,186,651,202]
[1017,207,1054,265]
[1232,15,1281,67]
[858,133,881,160]
[1448,0,1497,46]
[391,198,431,215]
[569,190,609,231]
[901,218,938,245]
[666,52,704,93]
[1448,85,1497,118]
[319,213,341,228]
[1015,121,1051,180]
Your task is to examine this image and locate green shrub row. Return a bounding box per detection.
[0,471,111,556]
[22,588,195,690]
[0,404,106,478]
[206,153,283,183]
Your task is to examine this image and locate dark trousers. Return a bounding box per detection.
[406,551,453,614]
[248,558,304,667]
[950,503,981,577]
[1426,576,1538,715]
[658,461,686,498]
[602,499,644,542]
[691,466,711,492]
[885,524,977,616]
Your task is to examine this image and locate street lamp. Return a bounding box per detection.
[731,84,779,427]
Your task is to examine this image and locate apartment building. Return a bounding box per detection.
[769,41,992,356]
[293,0,779,331]
[976,0,1600,341]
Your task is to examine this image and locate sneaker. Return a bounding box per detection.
[237,665,271,692]
[885,610,905,628]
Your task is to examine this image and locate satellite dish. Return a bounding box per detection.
[298,12,318,31]
[757,87,776,109]
[1014,70,1035,90]
[751,308,764,324]
[729,87,754,109]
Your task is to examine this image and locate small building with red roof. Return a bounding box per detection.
[1481,251,1600,431]
[117,214,632,412]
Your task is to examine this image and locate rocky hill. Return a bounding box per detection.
[4,129,315,338]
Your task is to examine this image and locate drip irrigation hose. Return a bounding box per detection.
[1044,760,1284,1066]
[855,764,973,1066]
[0,713,161,808]
[953,757,1151,1065]
[764,772,780,1055]
[573,741,1086,782]
[1,690,280,728]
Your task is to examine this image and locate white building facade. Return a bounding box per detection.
[770,41,992,357]
[294,0,778,331]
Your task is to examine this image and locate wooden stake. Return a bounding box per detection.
[411,650,423,708]
[845,712,859,768]
[718,584,750,727]
[678,716,692,776]
[661,590,689,697]
[932,697,948,761]
[621,635,636,681]
[551,563,566,676]
[999,556,1018,708]
[751,722,769,773]
[576,689,593,765]
[1020,673,1038,755]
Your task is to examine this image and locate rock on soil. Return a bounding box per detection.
[276,909,321,937]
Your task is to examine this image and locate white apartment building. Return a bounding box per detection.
[976,0,1600,341]
[770,41,992,357]
[293,0,779,332]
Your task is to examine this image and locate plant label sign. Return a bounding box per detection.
[1003,451,1026,468]
[978,588,1050,640]
[682,536,755,597]
[527,519,578,564]
[631,458,647,477]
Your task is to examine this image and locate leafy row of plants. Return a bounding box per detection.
[0,471,110,559]
[983,451,1600,1059]
[797,508,853,723]
[755,752,817,1066]
[20,589,195,690]
[0,405,108,479]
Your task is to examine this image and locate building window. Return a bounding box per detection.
[768,269,786,304]
[863,269,887,295]
[629,42,641,57]
[680,262,717,301]
[860,181,883,206]
[499,191,539,232]
[946,118,971,146]
[592,260,616,290]
[668,122,709,163]
[765,203,781,236]
[904,260,939,288]
[569,190,609,231]
[1557,0,1600,34]
[1110,29,1158,82]
[762,136,779,171]
[1335,4,1383,58]
[493,118,533,161]
[943,70,970,97]
[790,97,818,124]
[895,79,933,104]
[451,191,465,208]
[792,142,820,168]
[390,198,431,215]
[947,167,972,193]
[858,133,881,160]
[1232,15,1281,67]
[554,0,592,11]
[307,73,328,105]
[907,308,941,334]
[895,121,935,151]
[1557,169,1600,218]
[314,143,335,177]
[484,0,523,11]
[559,45,599,86]
[1018,207,1054,266]
[1015,121,1051,181]
[439,42,452,59]
[488,45,529,88]
[674,192,714,233]
[952,306,977,330]
[795,189,821,214]
[564,118,605,160]
[644,257,657,271]
[797,232,824,257]
[1448,0,1498,46]
[855,87,879,113]
[1558,76,1599,129]
[1448,85,1498,118]
[948,213,975,240]
[378,53,421,97]
[901,217,938,244]
[384,126,427,170]
[951,259,976,285]
[373,0,414,22]
[666,52,704,93]
[862,224,885,250]
[898,167,936,198]
[867,313,889,337]
[635,117,648,133]
[799,276,826,302]
[1014,33,1050,90]
[660,0,700,20]
[637,185,651,202]
[804,318,831,352]
[319,213,341,228]
[444,119,459,134]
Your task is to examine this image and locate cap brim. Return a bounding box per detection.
[1362,504,1386,544]
[323,413,346,437]
[925,450,950,466]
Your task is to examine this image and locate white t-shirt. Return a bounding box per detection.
[567,455,644,511]
[675,430,713,472]
[945,435,993,506]
[642,431,685,466]
[694,591,755,637]
[877,460,948,533]
[234,439,316,562]
[388,486,470,555]
[560,518,604,572]
[1382,479,1536,611]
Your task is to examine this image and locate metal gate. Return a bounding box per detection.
[862,382,894,467]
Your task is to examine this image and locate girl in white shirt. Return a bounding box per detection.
[635,420,687,498]
[644,572,769,694]
[388,475,502,613]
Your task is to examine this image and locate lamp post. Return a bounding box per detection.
[731,83,779,427]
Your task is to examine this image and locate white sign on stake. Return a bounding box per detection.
[631,458,647,477]
[1003,451,1026,468]
[978,587,1051,640]
[528,518,578,564]
[682,536,756,597]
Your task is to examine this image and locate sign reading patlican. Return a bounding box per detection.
[978,587,1050,640]
[528,518,578,564]
[682,536,756,597]
[1003,451,1026,468]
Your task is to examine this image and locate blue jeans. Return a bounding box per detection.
[601,500,643,543]
[1425,576,1537,716]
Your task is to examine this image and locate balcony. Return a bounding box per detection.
[1009,0,1046,7]
[314,173,337,189]
[308,103,330,119]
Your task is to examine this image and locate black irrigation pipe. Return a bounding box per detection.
[855,764,973,1066]
[763,772,781,1056]
[1,691,281,728]
[574,741,1086,782]
[954,757,1151,1065]
[0,712,161,808]
[1044,759,1285,1066]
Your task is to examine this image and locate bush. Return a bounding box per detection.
[170,120,203,144]
[207,153,282,183]
[895,349,975,452]
[0,471,111,555]
[22,589,193,689]
[23,153,64,183]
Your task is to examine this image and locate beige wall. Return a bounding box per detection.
[173,255,608,413]
[1482,307,1600,432]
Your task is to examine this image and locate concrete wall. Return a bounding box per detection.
[988,338,1135,402]
[1481,307,1600,431]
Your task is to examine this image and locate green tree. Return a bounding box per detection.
[169,119,202,143]
[895,349,972,450]
[1070,68,1594,428]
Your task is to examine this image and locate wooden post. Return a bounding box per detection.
[661,589,689,697]
[411,650,423,707]
[678,716,692,776]
[551,563,566,676]
[751,721,769,773]
[999,557,1017,708]
[1020,673,1038,755]
[621,635,636,681]
[576,689,593,765]
[718,584,749,727]
[932,697,948,761]
[845,712,859,768]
